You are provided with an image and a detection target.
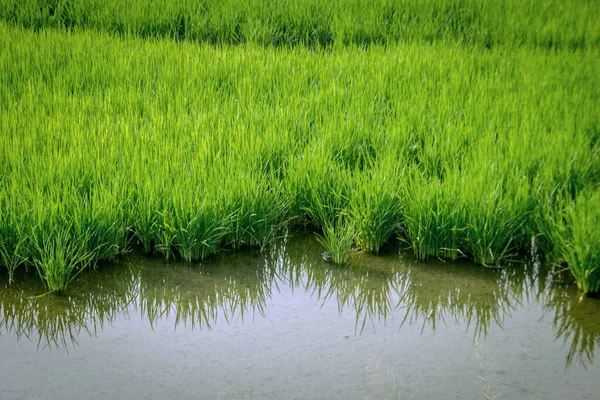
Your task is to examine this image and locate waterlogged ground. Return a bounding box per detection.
[1,235,599,400]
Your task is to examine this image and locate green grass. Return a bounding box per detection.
[31,227,94,293]
[350,155,403,253]
[0,0,598,294]
[1,0,598,50]
[315,215,355,264]
[545,189,600,295]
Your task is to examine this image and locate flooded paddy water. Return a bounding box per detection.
[1,234,599,400]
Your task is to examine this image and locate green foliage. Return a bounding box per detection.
[547,189,600,295]
[0,9,598,293]
[349,156,403,253]
[0,0,598,50]
[316,215,355,265]
[31,227,94,293]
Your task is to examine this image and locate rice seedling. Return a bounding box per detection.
[131,183,161,255]
[315,214,355,264]
[450,154,535,266]
[401,171,468,261]
[547,189,600,295]
[286,147,352,228]
[30,227,94,294]
[221,170,290,251]
[172,202,229,262]
[349,157,404,253]
[0,208,30,284]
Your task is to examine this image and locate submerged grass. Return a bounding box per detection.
[0,5,598,293]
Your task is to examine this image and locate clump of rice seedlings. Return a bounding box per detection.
[155,207,178,261]
[172,205,229,262]
[0,236,28,284]
[169,186,230,262]
[30,227,94,294]
[130,182,162,255]
[286,146,351,228]
[315,214,355,264]
[349,158,403,253]
[72,187,131,263]
[401,170,467,261]
[453,155,534,266]
[402,159,534,266]
[548,189,600,295]
[0,209,29,284]
[328,126,378,172]
[222,170,289,251]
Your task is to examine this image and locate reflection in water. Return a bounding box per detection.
[0,268,138,350]
[543,280,600,368]
[1,234,599,368]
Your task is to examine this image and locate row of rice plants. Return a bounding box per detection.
[1,0,598,50]
[0,23,598,292]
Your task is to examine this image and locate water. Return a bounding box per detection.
[1,234,599,400]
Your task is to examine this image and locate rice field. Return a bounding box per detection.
[2,0,599,50]
[0,0,599,294]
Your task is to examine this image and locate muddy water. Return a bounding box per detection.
[1,235,599,400]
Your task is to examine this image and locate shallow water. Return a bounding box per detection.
[1,234,599,400]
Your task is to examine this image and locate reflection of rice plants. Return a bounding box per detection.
[545,286,600,368]
[398,265,517,338]
[0,257,274,350]
[0,264,138,350]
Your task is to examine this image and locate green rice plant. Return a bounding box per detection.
[0,234,29,284]
[130,182,161,255]
[0,204,30,283]
[286,146,352,228]
[173,213,228,262]
[1,0,598,50]
[171,194,230,262]
[155,207,178,261]
[548,189,600,295]
[315,214,355,264]
[401,170,468,261]
[30,227,94,293]
[221,170,290,251]
[455,155,535,265]
[349,157,403,253]
[71,187,130,263]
